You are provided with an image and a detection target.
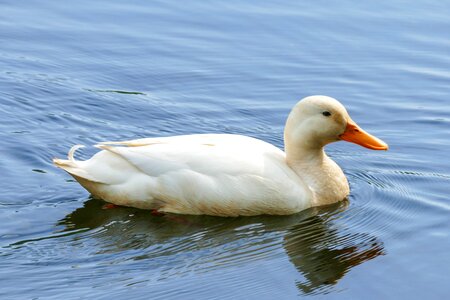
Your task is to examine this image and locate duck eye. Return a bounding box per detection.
[322,111,331,117]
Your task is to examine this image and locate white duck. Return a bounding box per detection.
[54,96,388,216]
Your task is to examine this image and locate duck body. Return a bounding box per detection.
[55,134,321,216]
[54,96,387,216]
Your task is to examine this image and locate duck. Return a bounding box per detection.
[53,95,388,216]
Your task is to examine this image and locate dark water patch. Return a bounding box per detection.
[85,89,146,95]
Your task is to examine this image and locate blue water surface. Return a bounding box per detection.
[1,1,449,299]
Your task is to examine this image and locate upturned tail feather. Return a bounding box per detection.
[53,144,84,167]
[53,145,104,183]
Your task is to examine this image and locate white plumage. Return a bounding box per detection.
[54,96,388,216]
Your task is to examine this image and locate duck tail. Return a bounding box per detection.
[53,145,104,183]
[53,144,85,168]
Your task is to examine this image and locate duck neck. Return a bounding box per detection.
[285,142,349,206]
[285,143,326,167]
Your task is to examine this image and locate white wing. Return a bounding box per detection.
[97,134,283,176]
[57,134,311,216]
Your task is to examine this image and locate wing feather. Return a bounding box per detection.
[95,134,285,178]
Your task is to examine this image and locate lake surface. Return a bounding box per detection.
[1,0,449,299]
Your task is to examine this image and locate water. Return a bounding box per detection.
[1,0,449,298]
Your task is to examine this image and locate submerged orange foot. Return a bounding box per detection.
[102,203,119,210]
[150,209,166,216]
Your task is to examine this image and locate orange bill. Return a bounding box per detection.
[339,118,388,150]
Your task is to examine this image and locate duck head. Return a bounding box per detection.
[284,95,388,159]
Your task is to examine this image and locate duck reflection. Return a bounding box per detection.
[283,213,384,294]
[58,198,384,295]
